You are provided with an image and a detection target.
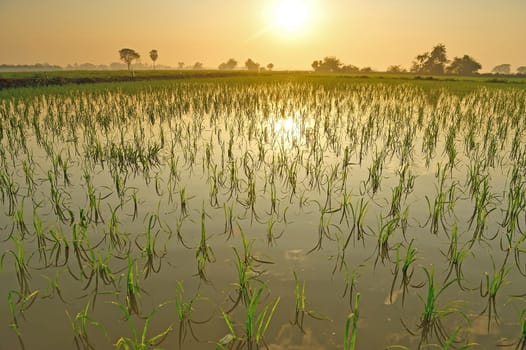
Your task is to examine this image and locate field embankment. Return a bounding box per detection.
[1,70,525,90]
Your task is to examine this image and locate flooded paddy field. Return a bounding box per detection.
[0,75,525,349]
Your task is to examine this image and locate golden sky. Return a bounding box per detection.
[1,0,525,72]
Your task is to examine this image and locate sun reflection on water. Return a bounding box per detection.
[270,113,314,148]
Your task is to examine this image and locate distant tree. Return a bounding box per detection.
[267,63,274,71]
[219,58,238,70]
[517,66,526,75]
[260,67,267,72]
[119,48,140,74]
[341,64,359,73]
[193,62,203,70]
[446,55,481,75]
[110,62,127,70]
[245,58,260,71]
[312,56,343,72]
[411,44,448,75]
[492,64,511,75]
[360,67,373,73]
[386,65,406,73]
[411,53,429,73]
[178,62,185,69]
[149,50,158,70]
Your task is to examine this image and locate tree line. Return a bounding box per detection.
[218,58,274,71]
[118,49,274,73]
[311,44,526,76]
[11,46,519,75]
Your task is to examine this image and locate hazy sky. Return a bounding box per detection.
[1,0,525,71]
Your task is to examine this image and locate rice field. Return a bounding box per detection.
[1,75,525,349]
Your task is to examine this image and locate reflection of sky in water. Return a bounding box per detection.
[266,113,315,150]
[0,83,525,349]
[269,324,330,350]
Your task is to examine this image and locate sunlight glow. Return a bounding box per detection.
[270,114,314,149]
[272,0,311,34]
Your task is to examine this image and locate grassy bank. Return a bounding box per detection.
[1,69,525,91]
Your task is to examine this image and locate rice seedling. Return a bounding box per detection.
[424,164,457,237]
[264,216,283,246]
[124,257,142,315]
[12,200,30,239]
[216,311,238,350]
[308,205,340,253]
[441,222,472,290]
[21,157,36,195]
[421,326,478,349]
[468,176,498,245]
[68,221,94,280]
[2,237,33,296]
[0,168,19,216]
[136,214,165,278]
[66,301,107,350]
[48,170,74,224]
[83,171,107,224]
[389,239,423,306]
[366,148,386,195]
[195,203,215,281]
[81,250,118,309]
[105,203,128,254]
[341,261,360,309]
[173,281,210,348]
[245,287,280,348]
[338,188,353,227]
[42,271,67,303]
[479,252,511,332]
[219,286,280,350]
[113,302,173,350]
[2,75,526,349]
[375,214,399,267]
[344,293,360,350]
[291,271,329,332]
[163,211,191,249]
[501,164,525,244]
[7,289,39,350]
[179,188,190,217]
[46,228,70,268]
[403,267,466,348]
[517,308,526,350]
[223,202,235,239]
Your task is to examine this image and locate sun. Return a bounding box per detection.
[272,0,311,34]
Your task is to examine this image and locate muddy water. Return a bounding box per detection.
[0,81,525,349]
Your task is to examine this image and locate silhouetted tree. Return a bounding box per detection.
[492,64,511,74]
[149,50,158,70]
[267,63,274,71]
[411,44,448,75]
[193,62,203,70]
[517,66,526,75]
[219,58,238,70]
[387,65,406,73]
[245,58,260,71]
[360,67,373,73]
[119,48,140,74]
[178,62,185,69]
[341,64,359,73]
[312,56,343,72]
[446,55,481,75]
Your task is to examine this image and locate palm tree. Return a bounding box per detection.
[149,50,158,70]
